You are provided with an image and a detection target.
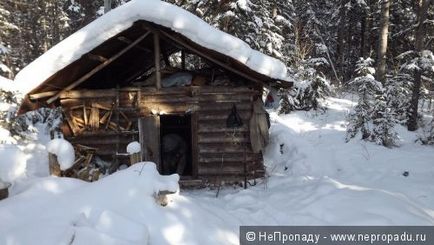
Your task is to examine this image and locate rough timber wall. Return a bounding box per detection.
[60,86,265,184]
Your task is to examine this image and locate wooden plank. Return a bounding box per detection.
[138,116,161,170]
[179,179,204,188]
[197,166,246,176]
[29,91,59,100]
[139,103,198,115]
[199,154,259,163]
[191,112,199,178]
[198,103,251,112]
[64,110,80,136]
[154,33,161,90]
[198,135,249,144]
[83,104,88,126]
[86,53,108,62]
[198,112,251,121]
[89,104,99,130]
[198,144,254,153]
[60,90,117,99]
[198,125,248,133]
[57,87,256,100]
[181,49,186,69]
[46,31,151,104]
[60,99,112,109]
[141,96,251,103]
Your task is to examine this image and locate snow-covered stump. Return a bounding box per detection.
[0,180,11,200]
[127,141,141,165]
[46,139,75,177]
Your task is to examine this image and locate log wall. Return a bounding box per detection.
[60,86,265,185]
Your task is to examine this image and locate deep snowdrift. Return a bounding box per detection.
[0,163,180,245]
[1,96,434,245]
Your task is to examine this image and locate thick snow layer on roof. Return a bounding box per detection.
[14,0,289,95]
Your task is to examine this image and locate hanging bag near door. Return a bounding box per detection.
[226,104,243,128]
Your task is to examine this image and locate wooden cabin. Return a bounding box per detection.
[16,1,292,187]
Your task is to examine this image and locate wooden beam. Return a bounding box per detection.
[46,31,151,104]
[158,30,263,84]
[87,53,108,62]
[181,49,186,70]
[29,91,59,100]
[154,33,161,90]
[162,50,170,67]
[117,36,151,53]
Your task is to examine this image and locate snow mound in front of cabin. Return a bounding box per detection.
[14,0,289,95]
[0,145,29,182]
[2,96,434,245]
[0,162,182,245]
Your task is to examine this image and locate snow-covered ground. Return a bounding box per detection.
[1,95,434,244]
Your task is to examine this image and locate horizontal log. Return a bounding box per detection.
[60,90,118,99]
[197,165,262,176]
[197,166,244,175]
[198,103,251,112]
[179,179,205,188]
[56,86,257,99]
[199,154,259,163]
[198,131,249,139]
[141,97,251,104]
[203,171,265,184]
[198,135,249,144]
[29,91,59,100]
[137,86,257,95]
[198,124,248,133]
[61,99,114,108]
[198,143,253,153]
[139,103,199,114]
[198,112,251,121]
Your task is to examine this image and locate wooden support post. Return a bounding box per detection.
[129,152,141,165]
[48,153,62,176]
[154,33,161,90]
[181,49,186,70]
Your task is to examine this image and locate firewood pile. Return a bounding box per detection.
[64,102,132,136]
[62,144,102,182]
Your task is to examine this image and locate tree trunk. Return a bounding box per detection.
[407,0,432,131]
[375,0,391,83]
[360,13,366,58]
[104,0,113,13]
[336,0,347,78]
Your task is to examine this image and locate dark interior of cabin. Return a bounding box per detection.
[160,114,192,177]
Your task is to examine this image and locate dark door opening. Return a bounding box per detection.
[160,114,192,176]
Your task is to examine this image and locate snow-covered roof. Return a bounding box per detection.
[14,0,290,95]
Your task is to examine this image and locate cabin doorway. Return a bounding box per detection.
[160,114,193,177]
